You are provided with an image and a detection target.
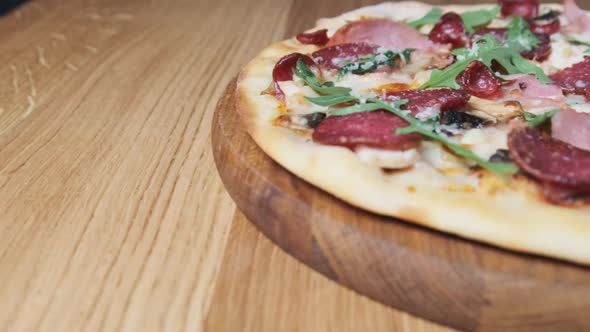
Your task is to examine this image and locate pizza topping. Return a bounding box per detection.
[456,61,502,99]
[498,0,539,19]
[489,148,513,163]
[355,147,419,169]
[335,48,415,77]
[551,108,590,151]
[272,53,317,99]
[326,18,435,51]
[523,109,558,127]
[440,110,488,129]
[312,110,421,151]
[497,74,566,113]
[422,32,549,89]
[296,29,329,45]
[508,127,590,189]
[383,88,471,116]
[294,59,518,178]
[312,43,378,70]
[564,0,590,33]
[549,56,590,95]
[541,182,590,205]
[529,18,561,35]
[407,7,444,29]
[460,6,501,34]
[428,12,467,49]
[274,112,327,130]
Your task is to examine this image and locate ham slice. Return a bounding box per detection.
[552,108,590,152]
[564,0,590,32]
[497,74,566,113]
[326,18,439,52]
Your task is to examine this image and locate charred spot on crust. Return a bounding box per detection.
[440,111,487,129]
[531,10,560,22]
[303,112,327,128]
[489,149,513,163]
[274,112,326,130]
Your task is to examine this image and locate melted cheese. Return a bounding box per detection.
[356,147,418,169]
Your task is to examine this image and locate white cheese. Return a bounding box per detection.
[567,95,590,114]
[356,147,418,169]
[460,127,508,160]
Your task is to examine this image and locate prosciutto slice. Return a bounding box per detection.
[564,0,590,32]
[552,108,590,152]
[497,74,566,112]
[326,18,438,51]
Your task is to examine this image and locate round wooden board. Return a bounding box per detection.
[212,80,590,332]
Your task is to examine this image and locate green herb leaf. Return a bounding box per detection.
[586,48,590,53]
[337,49,415,77]
[506,16,540,52]
[421,34,550,89]
[523,109,559,127]
[365,98,518,179]
[329,102,387,116]
[407,7,443,29]
[293,59,352,95]
[460,6,500,34]
[306,94,358,107]
[566,36,590,47]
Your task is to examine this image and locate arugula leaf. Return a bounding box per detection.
[329,103,387,116]
[506,16,539,52]
[293,59,351,95]
[306,94,358,106]
[566,36,590,47]
[461,6,500,34]
[523,109,559,127]
[421,34,550,89]
[407,7,443,29]
[337,49,414,77]
[566,37,590,53]
[366,98,519,180]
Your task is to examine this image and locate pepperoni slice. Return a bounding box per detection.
[456,61,502,99]
[521,33,552,61]
[382,88,471,115]
[542,182,590,205]
[296,29,329,46]
[428,12,467,49]
[499,0,539,18]
[272,53,316,99]
[508,127,590,189]
[311,43,378,70]
[312,111,421,151]
[529,19,560,35]
[549,56,590,95]
[325,18,434,51]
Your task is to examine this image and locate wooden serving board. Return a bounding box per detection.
[212,80,590,332]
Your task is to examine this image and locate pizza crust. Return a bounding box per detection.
[236,1,590,265]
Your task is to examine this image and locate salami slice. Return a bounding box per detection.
[456,61,502,99]
[272,53,316,99]
[311,43,378,70]
[508,127,590,189]
[499,0,539,18]
[383,88,471,115]
[529,19,560,35]
[296,29,329,46]
[312,110,421,151]
[428,12,467,49]
[549,56,590,96]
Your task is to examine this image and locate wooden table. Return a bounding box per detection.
[1,0,582,331]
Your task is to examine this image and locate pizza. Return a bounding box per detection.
[236,0,590,265]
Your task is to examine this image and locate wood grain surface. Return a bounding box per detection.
[0,0,587,331]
